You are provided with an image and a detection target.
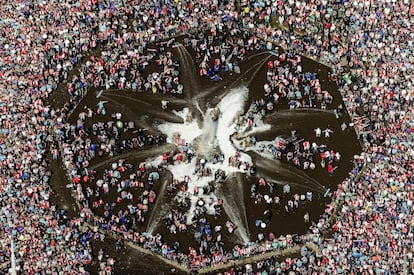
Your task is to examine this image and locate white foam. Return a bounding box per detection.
[172,107,190,120]
[246,115,272,135]
[148,87,260,241]
[216,87,252,164]
[146,155,163,168]
[158,107,202,144]
[196,108,217,156]
[166,158,219,223]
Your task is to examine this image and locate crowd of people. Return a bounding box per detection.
[0,0,413,274]
[219,0,414,274]
[0,0,127,273]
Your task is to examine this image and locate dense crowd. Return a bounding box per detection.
[0,0,413,274]
[223,0,414,274]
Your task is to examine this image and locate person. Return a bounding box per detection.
[314,127,322,137]
[323,127,333,138]
[283,184,291,194]
[211,74,222,81]
[161,100,169,110]
[327,162,337,175]
[306,191,313,201]
[97,101,108,116]
[304,212,309,223]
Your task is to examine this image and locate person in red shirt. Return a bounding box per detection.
[328,162,337,175]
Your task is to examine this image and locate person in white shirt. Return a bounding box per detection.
[323,127,334,138]
[314,127,321,137]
